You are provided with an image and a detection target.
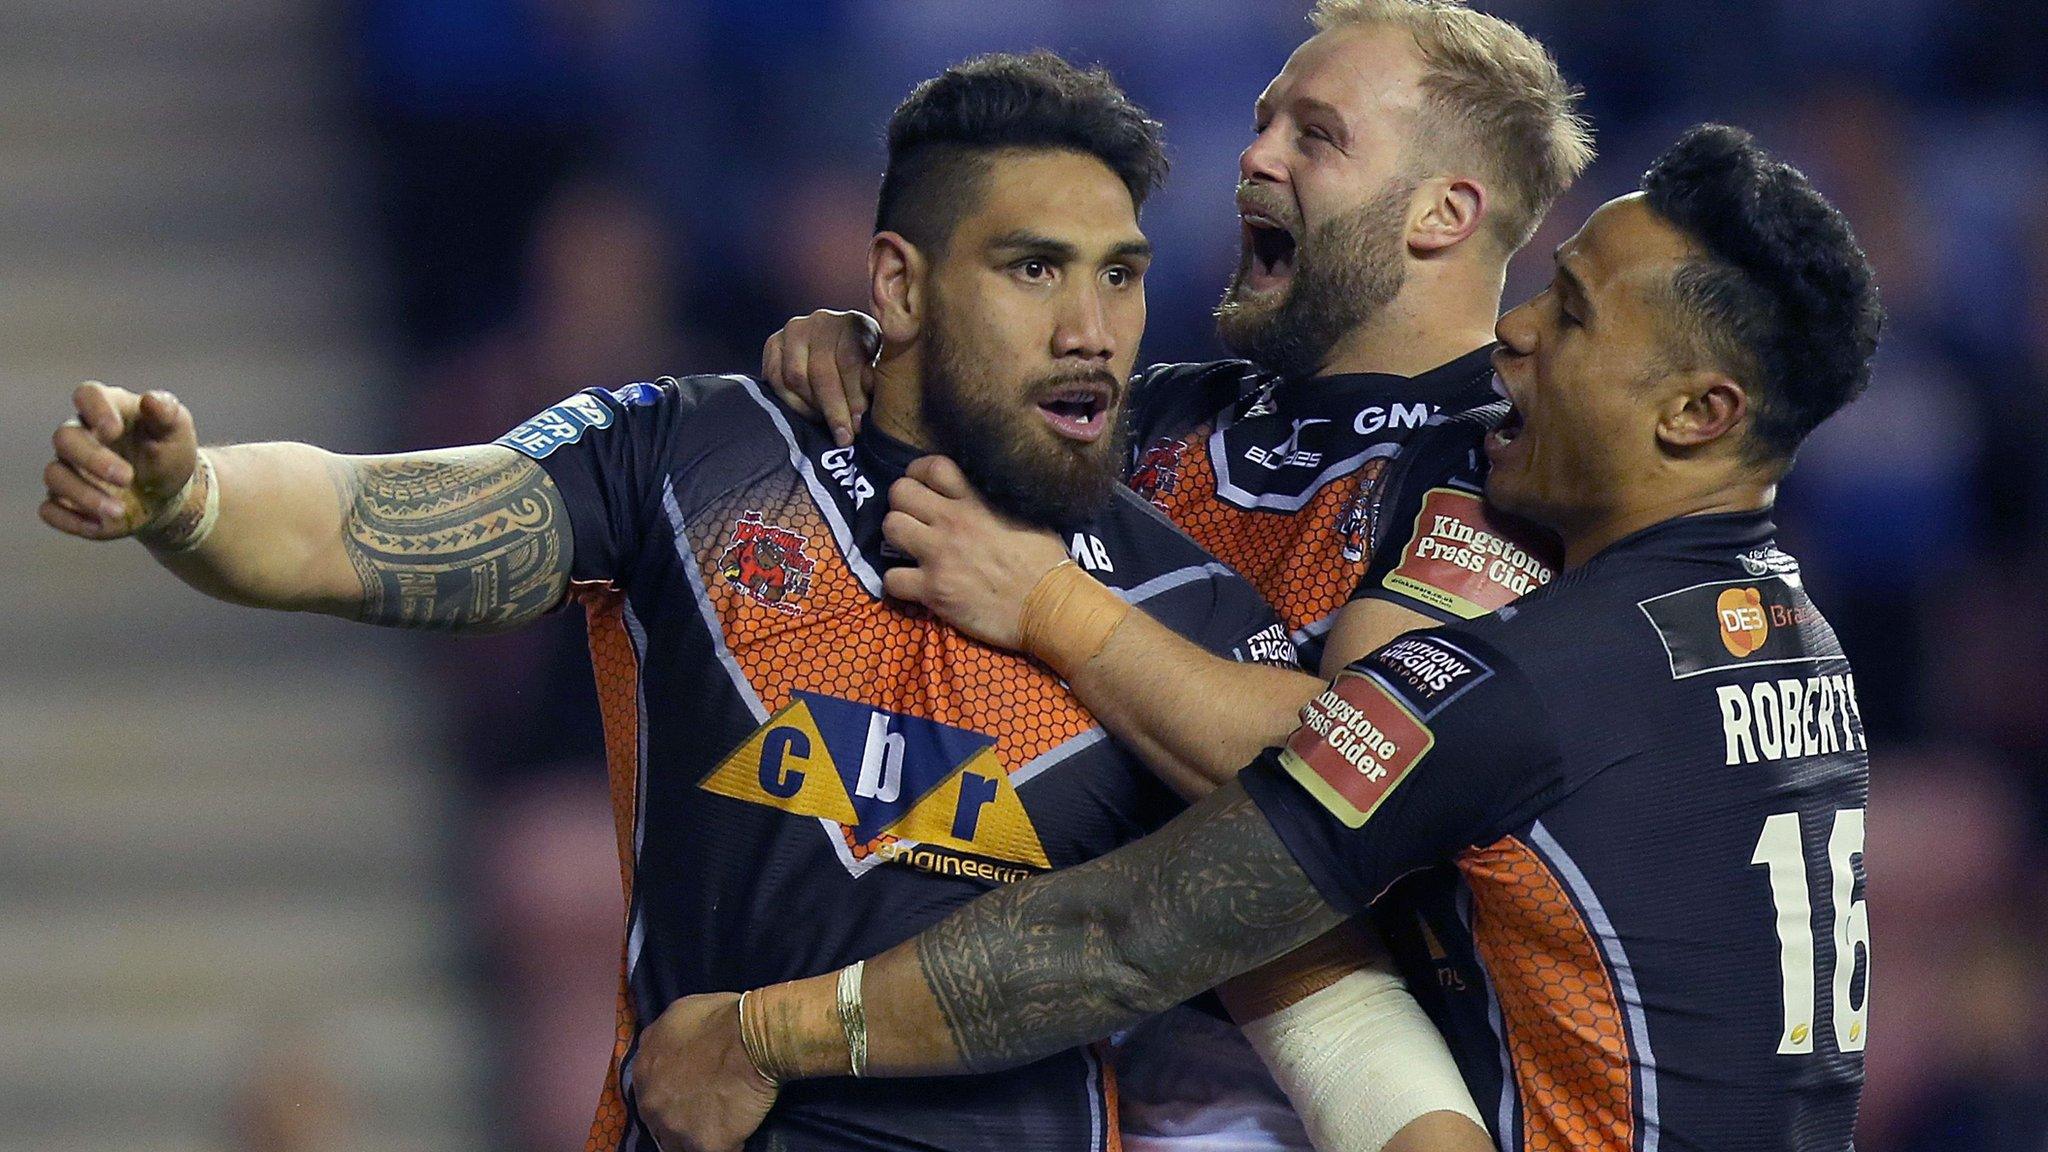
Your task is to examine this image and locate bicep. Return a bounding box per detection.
[1321,598,1437,678]
[331,444,574,631]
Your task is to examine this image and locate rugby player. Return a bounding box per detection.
[39,52,1487,1152]
[768,0,1591,683]
[644,124,1884,1152]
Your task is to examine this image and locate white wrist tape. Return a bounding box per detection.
[1240,965,1486,1152]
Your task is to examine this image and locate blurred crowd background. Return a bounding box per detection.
[6,2,2047,1150]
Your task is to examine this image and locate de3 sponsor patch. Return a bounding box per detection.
[1637,575,1836,679]
[1382,488,1555,618]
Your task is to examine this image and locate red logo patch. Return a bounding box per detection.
[1383,489,1555,619]
[1128,437,1187,508]
[1279,672,1433,828]
[1338,455,1391,563]
[718,512,815,613]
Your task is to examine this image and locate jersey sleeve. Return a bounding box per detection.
[1350,427,1557,625]
[1238,630,1561,914]
[495,380,682,584]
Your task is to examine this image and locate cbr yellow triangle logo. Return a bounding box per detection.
[887,748,1049,868]
[701,699,859,825]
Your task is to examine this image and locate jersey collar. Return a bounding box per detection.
[1278,343,1499,411]
[1581,507,1780,570]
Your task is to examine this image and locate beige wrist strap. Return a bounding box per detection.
[138,451,219,553]
[1018,560,1130,678]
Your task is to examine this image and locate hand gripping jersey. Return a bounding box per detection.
[498,377,1301,1152]
[1240,509,1870,1152]
[1123,348,1497,670]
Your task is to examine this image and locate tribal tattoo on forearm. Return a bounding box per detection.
[914,779,1343,1071]
[333,448,572,631]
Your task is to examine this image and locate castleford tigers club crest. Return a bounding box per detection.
[1338,456,1391,563]
[1129,437,1187,507]
[718,512,815,613]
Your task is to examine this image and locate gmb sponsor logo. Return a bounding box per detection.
[703,691,1049,873]
[1351,402,1434,435]
[819,446,875,509]
[1715,672,1866,766]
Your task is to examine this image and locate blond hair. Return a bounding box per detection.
[1312,0,1594,250]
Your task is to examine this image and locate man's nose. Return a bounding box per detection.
[1240,126,1289,186]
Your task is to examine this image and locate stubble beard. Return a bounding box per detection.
[1215,180,1413,381]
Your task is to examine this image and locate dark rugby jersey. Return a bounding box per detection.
[497,377,1297,1152]
[1349,399,1561,623]
[1122,348,1497,670]
[1242,509,1870,1152]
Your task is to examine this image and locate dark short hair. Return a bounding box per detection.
[1640,124,1884,465]
[876,51,1169,254]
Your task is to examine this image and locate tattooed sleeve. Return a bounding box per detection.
[914,778,1342,1071]
[334,446,573,631]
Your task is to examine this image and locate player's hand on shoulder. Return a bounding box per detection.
[762,309,880,448]
[41,381,200,542]
[881,455,1070,651]
[635,992,778,1152]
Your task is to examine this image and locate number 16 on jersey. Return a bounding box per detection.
[1752,808,1868,1055]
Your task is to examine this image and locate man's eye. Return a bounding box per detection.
[1302,125,1333,146]
[1019,259,1053,281]
[1104,266,1131,288]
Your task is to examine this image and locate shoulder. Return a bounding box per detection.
[1446,554,1680,694]
[1127,359,1270,441]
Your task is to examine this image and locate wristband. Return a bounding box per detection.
[835,960,869,1077]
[138,451,219,553]
[737,989,784,1086]
[1017,560,1130,678]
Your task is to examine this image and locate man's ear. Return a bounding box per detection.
[1409,176,1487,255]
[1657,371,1749,450]
[871,232,926,345]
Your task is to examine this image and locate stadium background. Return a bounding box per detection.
[4,1,2044,1149]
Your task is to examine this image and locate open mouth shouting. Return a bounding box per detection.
[1486,389,1526,461]
[1238,195,1299,296]
[1037,380,1115,444]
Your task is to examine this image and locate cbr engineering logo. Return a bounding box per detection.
[702,692,1050,876]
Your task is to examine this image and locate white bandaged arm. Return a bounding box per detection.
[1236,961,1486,1152]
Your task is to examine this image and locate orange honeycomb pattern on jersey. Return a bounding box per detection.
[1458,836,1634,1152]
[1149,431,1368,638]
[694,479,1095,855]
[575,583,644,1152]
